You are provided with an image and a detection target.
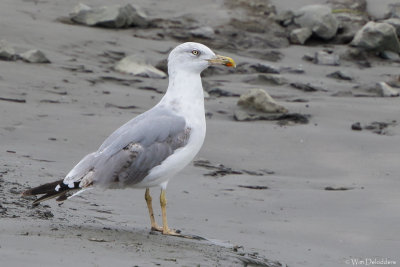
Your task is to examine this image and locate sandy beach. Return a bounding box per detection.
[1,0,400,266]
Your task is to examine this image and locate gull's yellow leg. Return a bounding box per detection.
[145,188,162,232]
[160,189,181,236]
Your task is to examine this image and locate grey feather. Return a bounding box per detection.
[68,107,191,187]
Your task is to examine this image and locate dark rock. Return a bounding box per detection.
[351,22,400,53]
[201,66,234,77]
[275,10,294,26]
[290,82,326,92]
[248,50,284,62]
[238,185,269,190]
[0,40,16,61]
[281,65,305,74]
[327,70,353,80]
[105,103,137,109]
[362,121,397,135]
[379,50,400,60]
[250,63,280,74]
[234,109,310,125]
[194,159,271,178]
[324,186,353,191]
[302,53,315,62]
[327,1,368,44]
[155,58,168,74]
[331,14,368,44]
[341,47,371,68]
[207,88,240,97]
[351,122,362,130]
[244,74,287,86]
[293,5,339,40]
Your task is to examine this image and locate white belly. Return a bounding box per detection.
[133,122,206,189]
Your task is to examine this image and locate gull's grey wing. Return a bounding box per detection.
[64,107,191,188]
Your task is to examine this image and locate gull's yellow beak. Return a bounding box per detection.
[207,55,236,68]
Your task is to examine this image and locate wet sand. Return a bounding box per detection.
[1,0,400,266]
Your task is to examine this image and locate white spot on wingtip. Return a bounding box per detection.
[55,185,60,192]
[68,182,74,188]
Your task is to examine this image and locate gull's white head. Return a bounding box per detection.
[167,42,236,75]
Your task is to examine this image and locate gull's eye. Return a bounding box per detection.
[191,49,200,56]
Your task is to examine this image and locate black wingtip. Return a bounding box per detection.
[22,179,64,196]
[22,179,81,205]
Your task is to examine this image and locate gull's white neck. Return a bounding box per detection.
[158,69,205,120]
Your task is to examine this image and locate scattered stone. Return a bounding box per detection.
[327,70,353,80]
[89,76,142,88]
[244,74,287,86]
[70,3,148,28]
[193,160,246,177]
[251,50,284,62]
[234,109,310,125]
[351,121,397,135]
[0,40,16,61]
[238,252,283,267]
[327,0,368,44]
[62,65,93,73]
[351,122,362,131]
[114,55,167,78]
[286,98,309,103]
[350,22,400,53]
[238,185,269,190]
[314,50,340,66]
[193,159,271,177]
[237,89,288,113]
[324,186,353,191]
[104,103,137,109]
[302,53,315,62]
[328,0,367,12]
[71,3,91,15]
[19,50,51,63]
[379,50,400,60]
[281,65,305,74]
[190,26,215,39]
[386,3,400,19]
[250,63,280,74]
[290,82,326,92]
[40,99,63,104]
[155,58,168,74]
[289,27,312,44]
[0,97,26,103]
[207,88,240,97]
[387,75,400,88]
[275,10,294,27]
[88,238,111,242]
[341,47,371,68]
[333,15,368,44]
[364,121,396,135]
[148,10,289,59]
[293,5,339,40]
[375,82,399,97]
[382,18,400,37]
